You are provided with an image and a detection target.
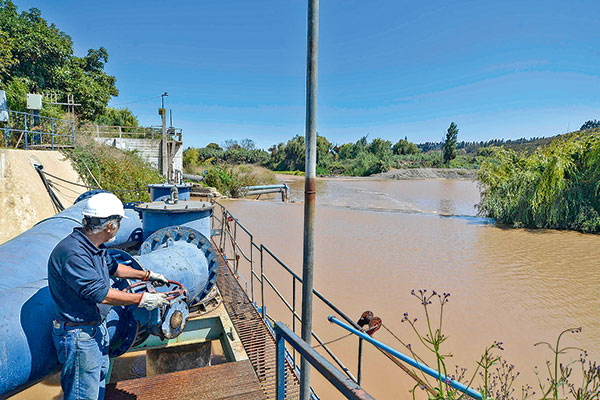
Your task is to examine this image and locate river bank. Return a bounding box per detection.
[374,167,478,180]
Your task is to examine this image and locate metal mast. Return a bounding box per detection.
[300,0,319,398]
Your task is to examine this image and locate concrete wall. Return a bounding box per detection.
[0,149,86,244]
[93,137,183,175]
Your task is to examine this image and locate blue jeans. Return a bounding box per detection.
[52,321,109,400]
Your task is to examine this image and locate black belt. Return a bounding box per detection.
[64,320,100,327]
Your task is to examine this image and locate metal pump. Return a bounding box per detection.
[0,188,218,397]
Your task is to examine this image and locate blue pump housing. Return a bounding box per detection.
[147,183,192,202]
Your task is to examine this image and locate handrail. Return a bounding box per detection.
[210,199,433,395]
[274,322,374,400]
[328,316,483,400]
[1,109,75,149]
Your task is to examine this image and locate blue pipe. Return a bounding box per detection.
[136,225,218,303]
[0,224,217,397]
[327,316,483,400]
[0,203,142,291]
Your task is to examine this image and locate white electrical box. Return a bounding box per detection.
[0,90,7,122]
[27,93,43,110]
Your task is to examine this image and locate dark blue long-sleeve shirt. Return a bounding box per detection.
[48,228,118,323]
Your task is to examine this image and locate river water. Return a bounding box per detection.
[223,175,600,399]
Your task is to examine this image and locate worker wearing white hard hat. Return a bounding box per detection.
[47,192,170,400]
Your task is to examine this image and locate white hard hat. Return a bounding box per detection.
[82,192,126,219]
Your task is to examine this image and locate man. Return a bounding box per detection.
[48,192,169,400]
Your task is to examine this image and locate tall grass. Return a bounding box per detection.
[478,130,600,233]
[64,137,163,203]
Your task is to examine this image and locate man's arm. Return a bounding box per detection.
[113,263,147,280]
[101,288,142,306]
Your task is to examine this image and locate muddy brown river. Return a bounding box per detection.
[222,175,599,399]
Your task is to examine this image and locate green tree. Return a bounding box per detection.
[443,122,458,164]
[368,138,392,158]
[580,119,600,131]
[94,107,138,127]
[0,1,118,120]
[393,138,420,155]
[206,142,222,151]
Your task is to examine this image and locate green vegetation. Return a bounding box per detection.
[184,132,485,179]
[580,120,600,131]
[184,145,276,197]
[65,137,162,203]
[0,1,130,123]
[403,289,599,400]
[93,107,139,127]
[478,130,600,233]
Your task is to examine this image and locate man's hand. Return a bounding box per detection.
[146,271,169,286]
[138,292,169,310]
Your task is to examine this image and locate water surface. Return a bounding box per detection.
[223,175,600,399]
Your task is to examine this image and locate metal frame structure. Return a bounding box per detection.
[1,110,75,149]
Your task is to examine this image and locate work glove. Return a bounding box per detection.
[138,292,169,310]
[146,271,169,286]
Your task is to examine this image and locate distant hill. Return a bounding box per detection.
[418,128,599,155]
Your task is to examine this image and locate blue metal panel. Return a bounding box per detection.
[137,200,212,240]
[147,183,192,201]
[140,208,212,240]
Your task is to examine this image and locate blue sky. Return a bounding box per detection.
[13,0,600,149]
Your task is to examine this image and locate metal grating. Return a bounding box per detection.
[215,248,301,400]
[106,360,265,400]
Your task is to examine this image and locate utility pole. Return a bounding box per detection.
[300,0,318,399]
[160,92,169,181]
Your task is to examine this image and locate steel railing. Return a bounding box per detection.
[1,110,75,149]
[210,199,464,399]
[274,322,375,400]
[78,124,182,142]
[210,200,365,386]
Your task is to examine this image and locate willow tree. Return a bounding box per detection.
[478,131,600,232]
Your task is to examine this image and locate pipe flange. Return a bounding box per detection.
[74,189,108,204]
[139,226,219,300]
[161,298,189,339]
[108,307,139,358]
[107,249,145,279]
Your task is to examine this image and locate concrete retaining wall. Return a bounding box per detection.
[93,137,183,174]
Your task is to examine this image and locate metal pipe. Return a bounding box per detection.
[241,184,288,191]
[327,316,483,400]
[300,1,319,398]
[0,195,142,291]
